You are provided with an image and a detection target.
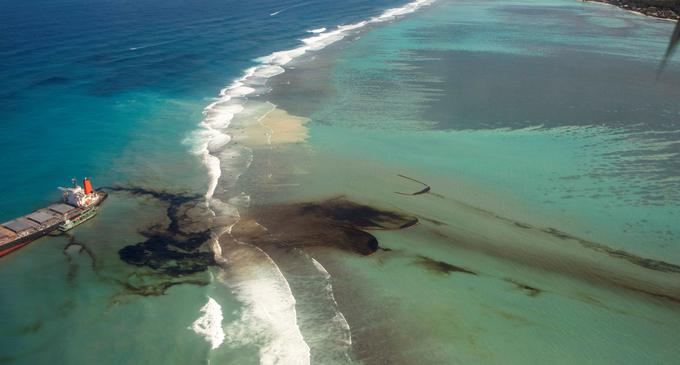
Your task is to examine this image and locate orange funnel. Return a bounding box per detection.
[83,178,93,195]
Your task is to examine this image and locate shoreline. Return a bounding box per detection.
[583,0,679,20]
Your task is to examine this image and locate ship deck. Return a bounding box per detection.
[0,191,107,249]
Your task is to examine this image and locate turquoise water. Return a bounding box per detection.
[247,0,680,363]
[281,0,680,260]
[1,0,679,364]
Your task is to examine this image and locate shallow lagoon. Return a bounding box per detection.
[241,0,680,363]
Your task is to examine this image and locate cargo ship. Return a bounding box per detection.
[0,178,107,257]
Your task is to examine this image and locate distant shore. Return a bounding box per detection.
[585,0,679,20]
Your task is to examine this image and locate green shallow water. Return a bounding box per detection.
[0,89,250,364]
[241,0,680,363]
[0,192,252,364]
[268,0,680,259]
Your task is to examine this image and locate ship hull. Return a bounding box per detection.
[0,230,53,257]
[0,191,107,258]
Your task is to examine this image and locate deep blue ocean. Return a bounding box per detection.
[0,0,409,221]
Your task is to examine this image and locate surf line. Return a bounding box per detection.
[187,0,438,359]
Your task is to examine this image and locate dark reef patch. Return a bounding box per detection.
[416,255,477,275]
[230,197,418,255]
[506,279,542,297]
[103,186,216,276]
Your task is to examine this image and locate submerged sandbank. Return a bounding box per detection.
[244,105,310,146]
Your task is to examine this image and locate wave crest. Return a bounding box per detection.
[190,297,226,350]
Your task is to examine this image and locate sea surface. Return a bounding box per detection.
[1,0,679,364]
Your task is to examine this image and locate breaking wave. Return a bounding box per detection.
[309,257,351,346]
[186,0,435,200]
[219,241,311,365]
[184,0,435,362]
[190,297,226,350]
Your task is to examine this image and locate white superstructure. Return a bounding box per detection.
[59,178,100,208]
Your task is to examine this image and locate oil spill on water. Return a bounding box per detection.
[69,190,420,299]
[107,186,217,276]
[62,234,98,283]
[51,187,217,300]
[423,223,680,304]
[114,275,210,298]
[394,176,680,303]
[229,191,679,307]
[539,227,680,274]
[396,175,680,274]
[505,278,542,297]
[230,197,419,255]
[415,255,477,275]
[99,184,680,307]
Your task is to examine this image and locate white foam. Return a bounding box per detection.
[221,243,311,365]
[188,0,435,174]
[187,0,436,179]
[190,297,226,350]
[307,27,326,34]
[253,65,285,78]
[204,130,231,152]
[301,31,347,51]
[226,85,256,98]
[257,48,308,66]
[184,0,436,362]
[203,103,244,129]
[372,0,434,21]
[204,154,221,201]
[127,40,175,51]
[309,257,352,346]
[258,0,432,66]
[207,103,245,115]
